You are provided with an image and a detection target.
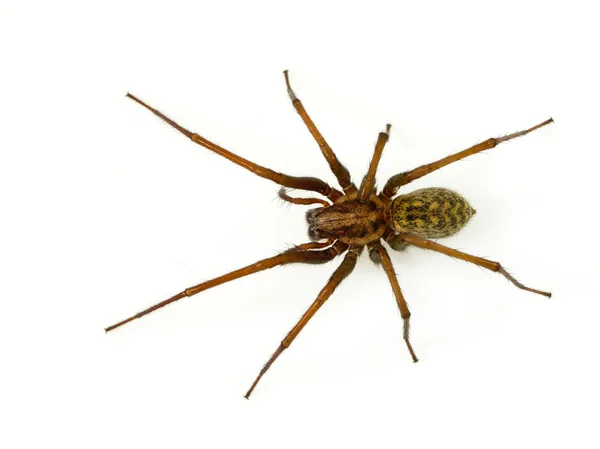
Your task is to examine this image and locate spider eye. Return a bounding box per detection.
[305,208,319,224]
[306,208,327,242]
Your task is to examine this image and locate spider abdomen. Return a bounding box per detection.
[390,187,475,239]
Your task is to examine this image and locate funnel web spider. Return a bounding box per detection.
[106,71,552,398]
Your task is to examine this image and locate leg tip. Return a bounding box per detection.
[540,117,554,128]
[282,71,297,101]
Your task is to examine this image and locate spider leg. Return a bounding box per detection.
[244,245,361,399]
[126,93,342,201]
[283,71,357,195]
[278,188,330,208]
[105,241,348,332]
[368,241,418,362]
[398,233,551,298]
[358,124,391,202]
[380,118,553,200]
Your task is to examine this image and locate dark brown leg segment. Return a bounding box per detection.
[126,93,342,201]
[358,125,391,202]
[398,233,551,298]
[244,245,362,398]
[381,118,553,200]
[283,71,357,195]
[369,232,407,262]
[105,242,348,332]
[370,241,418,362]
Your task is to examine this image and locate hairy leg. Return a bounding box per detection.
[283,71,356,195]
[105,242,349,332]
[381,118,553,200]
[126,93,342,201]
[244,245,362,398]
[398,233,551,297]
[368,241,418,362]
[358,125,391,202]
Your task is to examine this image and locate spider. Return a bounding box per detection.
[106,71,553,398]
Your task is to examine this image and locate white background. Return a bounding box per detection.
[1,0,598,448]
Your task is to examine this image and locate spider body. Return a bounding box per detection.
[107,71,553,399]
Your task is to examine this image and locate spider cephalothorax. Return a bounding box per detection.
[306,191,387,244]
[107,71,553,398]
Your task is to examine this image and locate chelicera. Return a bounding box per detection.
[106,71,552,398]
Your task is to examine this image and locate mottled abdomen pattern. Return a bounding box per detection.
[390,188,476,238]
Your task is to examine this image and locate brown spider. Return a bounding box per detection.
[106,71,552,398]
